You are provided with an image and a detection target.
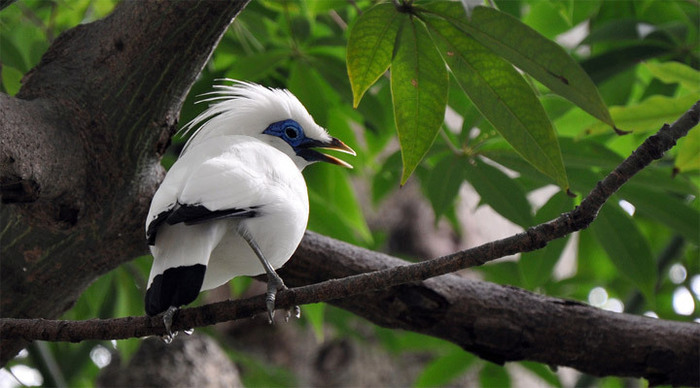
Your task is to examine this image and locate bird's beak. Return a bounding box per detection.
[298,137,356,168]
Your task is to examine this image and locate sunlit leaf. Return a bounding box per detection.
[421,3,614,128]
[422,14,569,190]
[347,3,402,107]
[391,16,448,184]
[644,61,700,92]
[675,124,700,173]
[590,203,656,302]
[586,94,699,135]
[1,65,23,95]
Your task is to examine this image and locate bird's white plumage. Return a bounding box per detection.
[144,80,352,317]
[146,135,308,290]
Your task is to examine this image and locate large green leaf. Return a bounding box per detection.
[391,16,448,184]
[644,61,700,92]
[463,158,534,228]
[586,94,699,135]
[423,14,569,190]
[347,3,402,107]
[590,203,656,302]
[421,3,614,128]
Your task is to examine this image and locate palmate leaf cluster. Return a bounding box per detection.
[1,0,699,386]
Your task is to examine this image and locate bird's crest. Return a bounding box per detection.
[179,80,331,154]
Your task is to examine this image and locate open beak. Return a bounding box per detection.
[298,137,356,168]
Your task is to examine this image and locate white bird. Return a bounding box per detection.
[144,80,355,335]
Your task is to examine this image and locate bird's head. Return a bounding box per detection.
[180,80,355,170]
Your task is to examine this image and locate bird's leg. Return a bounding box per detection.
[161,305,179,344]
[237,225,299,323]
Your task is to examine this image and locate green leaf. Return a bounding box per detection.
[590,203,657,301]
[587,94,699,135]
[520,192,574,288]
[423,154,467,219]
[413,349,474,388]
[479,362,511,388]
[581,18,645,45]
[391,16,448,184]
[288,62,340,125]
[0,34,28,72]
[225,49,290,81]
[371,150,402,204]
[1,65,23,95]
[520,361,562,388]
[306,164,372,246]
[559,137,623,169]
[347,3,402,107]
[421,3,614,128]
[463,159,534,228]
[645,61,700,92]
[675,124,700,173]
[302,303,326,342]
[619,185,700,245]
[422,14,569,190]
[580,44,671,84]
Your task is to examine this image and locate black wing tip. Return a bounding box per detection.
[145,264,207,316]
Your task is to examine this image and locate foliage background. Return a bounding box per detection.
[0,0,698,386]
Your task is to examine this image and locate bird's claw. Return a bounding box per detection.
[265,275,300,323]
[284,305,301,322]
[161,306,179,343]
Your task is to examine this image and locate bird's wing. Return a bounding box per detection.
[165,204,258,226]
[145,137,269,245]
[176,140,275,214]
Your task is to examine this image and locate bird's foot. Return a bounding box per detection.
[265,276,283,323]
[284,305,302,322]
[265,275,300,324]
[161,306,179,343]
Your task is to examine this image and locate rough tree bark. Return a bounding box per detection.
[0,0,250,363]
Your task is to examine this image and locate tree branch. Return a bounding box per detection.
[2,101,699,385]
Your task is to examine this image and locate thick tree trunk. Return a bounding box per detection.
[0,0,250,363]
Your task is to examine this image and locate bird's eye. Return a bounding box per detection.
[285,127,299,139]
